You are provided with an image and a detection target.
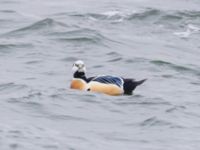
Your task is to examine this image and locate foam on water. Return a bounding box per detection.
[174,24,200,38]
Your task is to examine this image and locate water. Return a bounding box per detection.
[0,0,200,149]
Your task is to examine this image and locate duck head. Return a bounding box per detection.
[72,60,86,73]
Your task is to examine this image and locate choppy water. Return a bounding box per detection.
[1,0,200,149]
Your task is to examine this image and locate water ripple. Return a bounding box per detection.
[140,116,173,127]
[113,96,171,106]
[0,83,28,93]
[150,60,200,76]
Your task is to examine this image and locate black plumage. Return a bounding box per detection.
[123,78,147,95]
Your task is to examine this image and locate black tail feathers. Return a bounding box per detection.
[123,78,147,95]
[135,79,147,86]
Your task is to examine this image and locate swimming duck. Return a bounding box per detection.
[70,60,146,96]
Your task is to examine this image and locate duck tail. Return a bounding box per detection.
[123,78,147,95]
[135,79,147,86]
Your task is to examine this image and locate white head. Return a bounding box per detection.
[72,60,86,73]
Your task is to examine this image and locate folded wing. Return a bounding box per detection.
[91,75,123,88]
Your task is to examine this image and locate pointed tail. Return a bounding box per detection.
[123,78,147,95]
[135,79,147,86]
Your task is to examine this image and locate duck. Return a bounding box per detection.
[70,60,146,96]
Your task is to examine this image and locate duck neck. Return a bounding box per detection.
[73,71,87,82]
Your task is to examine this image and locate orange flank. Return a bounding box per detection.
[70,79,88,90]
[88,81,123,96]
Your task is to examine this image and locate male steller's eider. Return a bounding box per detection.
[70,60,146,96]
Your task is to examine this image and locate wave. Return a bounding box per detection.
[49,28,112,45]
[139,116,183,128]
[113,96,171,106]
[150,60,200,76]
[60,56,78,62]
[0,42,33,55]
[166,105,186,113]
[47,114,90,122]
[61,8,200,24]
[0,10,16,13]
[173,24,200,38]
[2,9,200,39]
[0,43,32,49]
[107,57,122,62]
[0,44,19,49]
[105,51,123,62]
[7,91,43,104]
[0,83,28,94]
[128,9,161,20]
[3,18,69,37]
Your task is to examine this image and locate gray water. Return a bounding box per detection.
[1,0,200,149]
